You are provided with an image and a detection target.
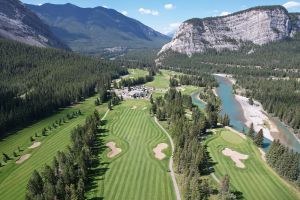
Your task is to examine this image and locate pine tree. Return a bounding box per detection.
[254,129,264,147]
[248,123,255,139]
[108,101,112,110]
[26,170,44,198]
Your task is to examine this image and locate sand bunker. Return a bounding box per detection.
[16,154,31,164]
[222,148,249,168]
[28,142,41,149]
[106,142,121,158]
[153,143,168,160]
[131,106,137,110]
[142,107,147,110]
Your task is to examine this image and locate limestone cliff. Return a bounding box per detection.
[159,6,300,56]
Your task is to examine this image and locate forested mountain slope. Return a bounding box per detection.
[0,0,68,49]
[0,39,127,135]
[27,3,170,55]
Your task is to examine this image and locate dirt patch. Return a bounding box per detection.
[131,106,137,110]
[225,126,246,140]
[222,148,248,168]
[28,142,41,149]
[153,143,168,160]
[16,154,31,164]
[106,142,121,158]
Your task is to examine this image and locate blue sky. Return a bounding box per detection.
[21,0,300,34]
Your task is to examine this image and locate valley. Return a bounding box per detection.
[1,1,300,200]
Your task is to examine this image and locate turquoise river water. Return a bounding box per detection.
[191,75,300,152]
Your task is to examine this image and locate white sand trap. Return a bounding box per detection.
[28,142,41,149]
[131,106,137,110]
[106,142,121,158]
[222,148,249,168]
[16,154,31,164]
[142,107,147,110]
[153,143,168,160]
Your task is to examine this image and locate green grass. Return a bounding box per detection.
[86,100,176,200]
[207,129,300,200]
[127,68,149,79]
[145,70,183,89]
[0,96,107,200]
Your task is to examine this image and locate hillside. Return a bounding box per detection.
[0,39,126,134]
[0,0,68,49]
[159,6,300,56]
[26,3,170,55]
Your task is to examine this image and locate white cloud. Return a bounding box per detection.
[283,1,300,9]
[102,5,109,8]
[164,3,174,10]
[163,22,181,35]
[122,11,128,16]
[138,8,159,16]
[220,11,231,16]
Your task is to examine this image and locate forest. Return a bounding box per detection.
[25,110,102,200]
[266,140,300,185]
[0,39,127,135]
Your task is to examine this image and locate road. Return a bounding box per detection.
[154,117,182,200]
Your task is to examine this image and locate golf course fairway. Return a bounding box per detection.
[207,129,300,200]
[86,99,176,200]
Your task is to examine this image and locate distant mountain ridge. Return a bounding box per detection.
[0,0,69,49]
[159,5,300,56]
[27,3,170,55]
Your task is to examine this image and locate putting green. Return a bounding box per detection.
[86,100,175,200]
[221,130,244,144]
[207,129,300,200]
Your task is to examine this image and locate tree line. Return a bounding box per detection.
[266,140,300,186]
[0,39,127,135]
[151,81,237,199]
[25,110,102,200]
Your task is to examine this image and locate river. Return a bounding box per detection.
[191,75,300,152]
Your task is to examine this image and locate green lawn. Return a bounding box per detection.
[0,96,107,200]
[127,68,149,79]
[145,70,183,89]
[86,99,176,200]
[207,129,300,200]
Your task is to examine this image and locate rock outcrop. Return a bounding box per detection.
[159,6,300,56]
[0,0,69,49]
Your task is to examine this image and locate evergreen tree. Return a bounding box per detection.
[248,123,255,139]
[254,129,264,147]
[26,170,44,199]
[108,101,112,110]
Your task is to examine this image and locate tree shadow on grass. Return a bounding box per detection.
[85,130,110,199]
[232,190,244,200]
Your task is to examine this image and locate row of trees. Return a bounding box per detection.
[0,39,126,135]
[26,110,102,200]
[0,110,82,165]
[266,140,300,186]
[151,85,222,199]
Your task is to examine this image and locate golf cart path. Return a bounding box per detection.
[154,117,182,200]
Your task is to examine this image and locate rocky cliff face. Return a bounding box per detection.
[0,0,68,49]
[159,6,299,56]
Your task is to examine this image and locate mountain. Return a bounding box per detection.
[0,0,69,49]
[159,6,300,56]
[26,3,170,55]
